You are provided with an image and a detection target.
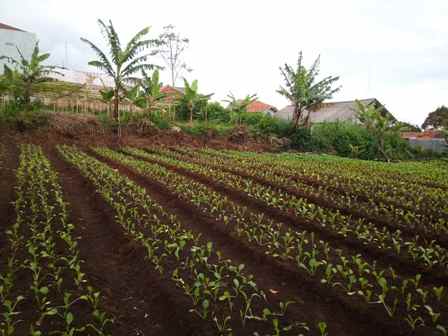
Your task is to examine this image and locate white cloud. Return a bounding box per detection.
[1,0,446,125]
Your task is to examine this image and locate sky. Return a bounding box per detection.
[1,0,447,126]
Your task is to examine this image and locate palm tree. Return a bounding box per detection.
[0,42,63,109]
[278,51,340,128]
[224,93,257,125]
[81,19,157,123]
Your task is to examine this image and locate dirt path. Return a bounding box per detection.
[89,149,401,336]
[47,147,204,336]
[0,136,18,254]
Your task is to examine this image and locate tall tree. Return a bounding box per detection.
[278,51,340,128]
[0,42,63,109]
[224,93,257,125]
[81,19,157,124]
[156,25,191,87]
[422,106,448,130]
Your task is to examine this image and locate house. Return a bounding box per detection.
[0,22,37,74]
[276,98,395,124]
[160,86,185,105]
[401,130,447,153]
[246,100,278,116]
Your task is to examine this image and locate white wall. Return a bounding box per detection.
[0,28,37,74]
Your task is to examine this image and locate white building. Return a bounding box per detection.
[0,22,37,74]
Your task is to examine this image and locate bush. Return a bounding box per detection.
[179,121,233,136]
[240,112,293,137]
[290,127,314,151]
[207,102,230,123]
[311,122,376,159]
[0,101,49,131]
[288,121,417,161]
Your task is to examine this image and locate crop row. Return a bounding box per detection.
[160,147,447,242]
[129,146,448,278]
[0,144,110,336]
[209,150,448,190]
[200,148,448,221]
[58,145,320,336]
[97,146,447,335]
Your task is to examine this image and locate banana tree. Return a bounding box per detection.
[182,79,212,124]
[224,93,257,125]
[127,69,166,114]
[0,42,63,109]
[278,51,340,128]
[81,19,158,126]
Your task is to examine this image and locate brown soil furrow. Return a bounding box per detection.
[0,137,18,254]
[128,150,448,287]
[91,149,409,336]
[46,147,204,336]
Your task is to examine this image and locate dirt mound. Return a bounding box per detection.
[49,112,104,138]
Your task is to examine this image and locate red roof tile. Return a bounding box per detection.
[246,101,276,113]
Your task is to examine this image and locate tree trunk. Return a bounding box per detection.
[113,89,119,121]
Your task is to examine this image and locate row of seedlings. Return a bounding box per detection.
[0,144,111,336]
[172,147,446,240]
[57,145,318,336]
[98,147,447,335]
[126,146,448,278]
[200,148,448,221]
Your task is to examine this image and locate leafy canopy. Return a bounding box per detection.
[224,93,257,125]
[0,42,63,107]
[80,19,158,120]
[422,106,448,130]
[126,69,166,112]
[278,51,340,128]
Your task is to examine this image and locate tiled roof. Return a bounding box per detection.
[246,100,277,113]
[0,22,25,32]
[277,98,394,123]
[401,131,445,139]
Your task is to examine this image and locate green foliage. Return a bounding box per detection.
[422,106,448,130]
[224,93,257,125]
[0,101,48,131]
[178,121,233,136]
[289,121,415,161]
[206,101,230,122]
[0,42,63,109]
[126,69,166,112]
[81,19,157,123]
[178,79,212,123]
[240,112,293,137]
[290,127,314,151]
[277,51,340,128]
[393,121,421,132]
[355,100,400,161]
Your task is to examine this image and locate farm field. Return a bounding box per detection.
[0,142,447,336]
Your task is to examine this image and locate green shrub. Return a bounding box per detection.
[288,121,417,161]
[311,122,376,159]
[0,101,49,131]
[179,121,233,136]
[207,102,230,122]
[240,112,293,137]
[290,127,313,151]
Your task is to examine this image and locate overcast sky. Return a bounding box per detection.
[1,0,447,125]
